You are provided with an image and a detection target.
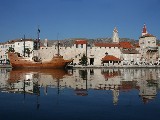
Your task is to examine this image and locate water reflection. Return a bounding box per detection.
[0,68,160,105]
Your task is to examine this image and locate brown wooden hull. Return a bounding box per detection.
[8,68,70,83]
[8,52,72,69]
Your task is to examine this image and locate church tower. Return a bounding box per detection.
[142,24,148,36]
[112,27,119,43]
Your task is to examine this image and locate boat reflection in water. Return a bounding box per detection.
[5,68,72,109]
[7,68,70,94]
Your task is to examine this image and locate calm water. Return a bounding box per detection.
[0,68,160,120]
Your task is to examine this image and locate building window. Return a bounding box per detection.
[76,44,78,48]
[81,44,83,48]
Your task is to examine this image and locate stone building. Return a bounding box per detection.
[38,27,140,66]
[139,24,158,64]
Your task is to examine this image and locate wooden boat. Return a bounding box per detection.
[8,52,73,69]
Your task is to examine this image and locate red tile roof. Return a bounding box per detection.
[102,71,121,79]
[74,40,87,44]
[94,42,134,49]
[94,43,120,47]
[119,42,133,49]
[121,49,139,54]
[134,43,140,48]
[102,55,121,61]
[120,81,138,91]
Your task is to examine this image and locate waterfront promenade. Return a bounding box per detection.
[1,64,160,69]
[69,64,160,68]
[0,64,12,68]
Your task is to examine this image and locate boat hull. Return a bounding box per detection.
[8,52,72,69]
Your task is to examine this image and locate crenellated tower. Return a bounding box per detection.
[112,27,119,43]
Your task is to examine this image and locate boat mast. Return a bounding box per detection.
[57,41,60,56]
[57,33,60,56]
[37,26,40,50]
[23,35,25,57]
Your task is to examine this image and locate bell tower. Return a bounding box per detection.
[142,24,148,36]
[112,27,119,43]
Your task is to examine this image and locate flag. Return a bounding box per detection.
[38,28,40,33]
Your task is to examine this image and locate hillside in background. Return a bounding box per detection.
[41,38,139,47]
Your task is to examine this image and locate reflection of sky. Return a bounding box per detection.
[0,87,160,120]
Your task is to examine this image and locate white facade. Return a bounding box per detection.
[0,39,35,64]
[13,39,35,57]
[39,43,122,66]
[121,49,140,65]
[0,42,14,64]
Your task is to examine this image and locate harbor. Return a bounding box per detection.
[0,0,160,120]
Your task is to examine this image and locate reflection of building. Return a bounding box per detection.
[137,69,158,103]
[8,80,34,94]
[0,68,159,105]
[138,79,157,104]
[0,69,10,90]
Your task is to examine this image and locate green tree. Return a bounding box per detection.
[79,70,87,80]
[80,54,87,66]
[8,47,15,52]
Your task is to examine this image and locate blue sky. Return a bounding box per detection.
[0,0,160,42]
